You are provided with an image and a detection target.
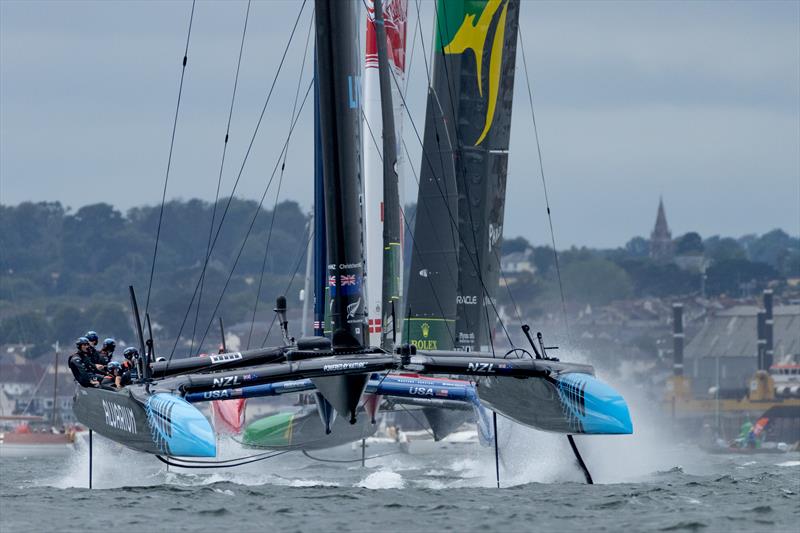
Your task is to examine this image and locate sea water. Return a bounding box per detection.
[1,435,797,532]
[2,356,798,532]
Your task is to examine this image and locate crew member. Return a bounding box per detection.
[122,347,139,382]
[68,337,100,388]
[105,361,131,389]
[98,338,116,365]
[85,330,104,370]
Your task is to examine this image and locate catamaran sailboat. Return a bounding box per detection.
[72,0,632,483]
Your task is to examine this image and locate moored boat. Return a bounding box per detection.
[0,424,79,458]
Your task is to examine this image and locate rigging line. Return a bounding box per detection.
[165,3,309,362]
[518,28,570,340]
[259,222,313,347]
[412,4,463,264]
[388,61,515,348]
[385,0,453,243]
[19,360,50,416]
[145,0,196,317]
[245,170,285,351]
[491,246,524,329]
[405,0,462,261]
[245,16,313,350]
[400,2,492,337]
[156,449,292,469]
[425,93,461,261]
[400,138,419,185]
[394,403,435,439]
[159,447,286,464]
[361,108,457,346]
[415,0,433,86]
[168,79,313,362]
[373,0,471,342]
[433,0,513,348]
[191,0,252,356]
[192,81,314,355]
[402,0,420,99]
[484,290,501,489]
[5,277,30,348]
[169,0,309,359]
[361,105,457,303]
[301,449,399,464]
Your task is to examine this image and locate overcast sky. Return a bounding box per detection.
[1,0,798,248]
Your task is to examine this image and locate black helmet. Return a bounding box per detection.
[107,361,122,373]
[85,331,99,343]
[76,336,90,348]
[102,338,116,351]
[123,347,139,360]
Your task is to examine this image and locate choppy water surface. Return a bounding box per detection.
[1,432,798,533]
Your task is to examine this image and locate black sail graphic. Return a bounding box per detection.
[406,0,519,352]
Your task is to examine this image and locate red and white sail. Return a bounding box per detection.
[200,350,246,435]
[363,0,408,346]
[210,398,246,435]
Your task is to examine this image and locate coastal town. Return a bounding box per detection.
[2,198,797,450]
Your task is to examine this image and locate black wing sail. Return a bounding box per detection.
[314,0,372,422]
[404,15,461,352]
[315,0,367,351]
[406,0,520,352]
[443,0,520,352]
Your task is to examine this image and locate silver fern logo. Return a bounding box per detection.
[347,298,361,319]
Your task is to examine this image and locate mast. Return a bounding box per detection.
[363,0,408,349]
[314,0,366,350]
[312,0,371,424]
[374,0,402,352]
[312,55,327,338]
[51,345,59,427]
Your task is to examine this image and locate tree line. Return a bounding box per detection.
[1,199,309,356]
[1,199,798,357]
[498,229,798,319]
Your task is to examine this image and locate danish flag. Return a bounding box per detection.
[368,318,382,334]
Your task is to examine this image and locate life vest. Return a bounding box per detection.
[68,352,98,387]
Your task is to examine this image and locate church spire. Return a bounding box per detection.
[650,196,673,262]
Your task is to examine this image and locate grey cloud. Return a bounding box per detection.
[1,0,798,249]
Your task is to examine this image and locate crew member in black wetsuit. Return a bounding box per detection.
[68,337,101,388]
[85,330,105,371]
[105,361,131,389]
[122,347,140,383]
[98,338,116,366]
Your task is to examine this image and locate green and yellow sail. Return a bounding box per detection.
[406,0,519,352]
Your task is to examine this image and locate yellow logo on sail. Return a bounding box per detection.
[442,0,509,146]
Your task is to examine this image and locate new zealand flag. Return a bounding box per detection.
[329,273,362,296]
